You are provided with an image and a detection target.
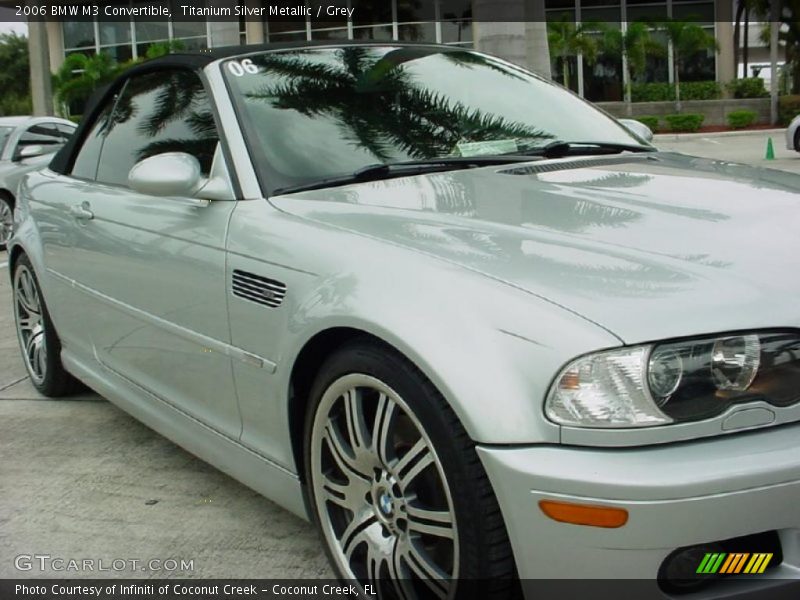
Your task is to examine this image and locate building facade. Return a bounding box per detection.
[28,0,736,114]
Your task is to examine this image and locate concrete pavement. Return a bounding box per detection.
[1,127,798,579]
[654,128,800,175]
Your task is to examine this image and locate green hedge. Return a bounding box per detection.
[0,93,31,116]
[634,116,659,132]
[778,95,800,126]
[726,110,757,129]
[726,77,768,99]
[664,113,705,132]
[631,81,722,102]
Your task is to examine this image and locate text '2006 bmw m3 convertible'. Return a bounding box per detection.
[8,42,800,598]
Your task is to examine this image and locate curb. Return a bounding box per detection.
[654,128,785,142]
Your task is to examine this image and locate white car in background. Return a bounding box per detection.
[0,116,76,250]
[786,113,800,152]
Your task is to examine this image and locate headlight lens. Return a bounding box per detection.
[546,331,800,428]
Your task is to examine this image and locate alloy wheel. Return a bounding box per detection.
[13,264,47,384]
[0,198,12,245]
[311,373,458,599]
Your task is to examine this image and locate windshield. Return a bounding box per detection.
[223,46,647,194]
[0,126,14,155]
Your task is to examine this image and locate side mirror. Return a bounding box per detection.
[16,144,47,161]
[128,152,203,197]
[619,118,654,143]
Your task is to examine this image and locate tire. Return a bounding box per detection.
[12,254,79,396]
[0,194,13,251]
[794,128,800,153]
[304,339,518,599]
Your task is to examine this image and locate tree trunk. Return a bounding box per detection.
[625,64,633,116]
[674,60,682,113]
[743,9,750,77]
[733,1,744,78]
[562,53,569,89]
[770,8,779,124]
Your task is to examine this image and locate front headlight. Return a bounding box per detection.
[545,331,800,428]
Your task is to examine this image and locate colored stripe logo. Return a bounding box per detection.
[696,552,773,574]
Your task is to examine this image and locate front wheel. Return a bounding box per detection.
[305,341,517,599]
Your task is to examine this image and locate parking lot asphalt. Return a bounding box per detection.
[654,128,800,175]
[2,128,799,580]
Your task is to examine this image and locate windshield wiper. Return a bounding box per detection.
[521,140,655,159]
[272,156,539,195]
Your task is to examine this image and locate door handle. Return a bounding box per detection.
[69,203,94,221]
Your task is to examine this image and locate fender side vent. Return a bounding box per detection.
[232,270,286,308]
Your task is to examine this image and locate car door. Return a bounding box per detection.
[36,68,242,439]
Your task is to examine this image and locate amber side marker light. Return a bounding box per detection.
[539,500,629,528]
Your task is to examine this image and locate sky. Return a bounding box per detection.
[0,7,27,35]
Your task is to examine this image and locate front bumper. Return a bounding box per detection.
[478,422,800,592]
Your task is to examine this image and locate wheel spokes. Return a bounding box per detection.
[16,313,40,334]
[314,377,458,597]
[395,438,434,492]
[14,266,47,384]
[0,202,12,243]
[372,392,397,466]
[17,272,41,315]
[319,474,357,510]
[341,511,379,562]
[405,501,455,540]
[343,388,370,457]
[396,538,450,599]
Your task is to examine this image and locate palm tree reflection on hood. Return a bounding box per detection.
[244,47,554,162]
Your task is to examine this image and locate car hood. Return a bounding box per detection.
[270,152,800,344]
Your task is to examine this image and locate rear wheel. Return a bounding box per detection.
[305,340,518,599]
[0,194,13,251]
[794,128,800,152]
[12,254,78,396]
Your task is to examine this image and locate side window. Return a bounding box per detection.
[71,100,116,180]
[16,123,68,156]
[95,70,219,188]
[56,124,77,140]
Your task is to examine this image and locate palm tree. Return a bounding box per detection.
[599,22,666,115]
[53,52,133,111]
[734,0,770,79]
[547,14,598,91]
[143,38,186,60]
[659,19,719,112]
[244,47,553,162]
[754,0,800,94]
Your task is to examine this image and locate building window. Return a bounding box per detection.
[62,0,211,62]
[63,21,96,51]
[262,0,474,47]
[544,0,718,98]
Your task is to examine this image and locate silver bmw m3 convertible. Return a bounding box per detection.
[9,42,800,597]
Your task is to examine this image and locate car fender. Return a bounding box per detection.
[222,198,622,448]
